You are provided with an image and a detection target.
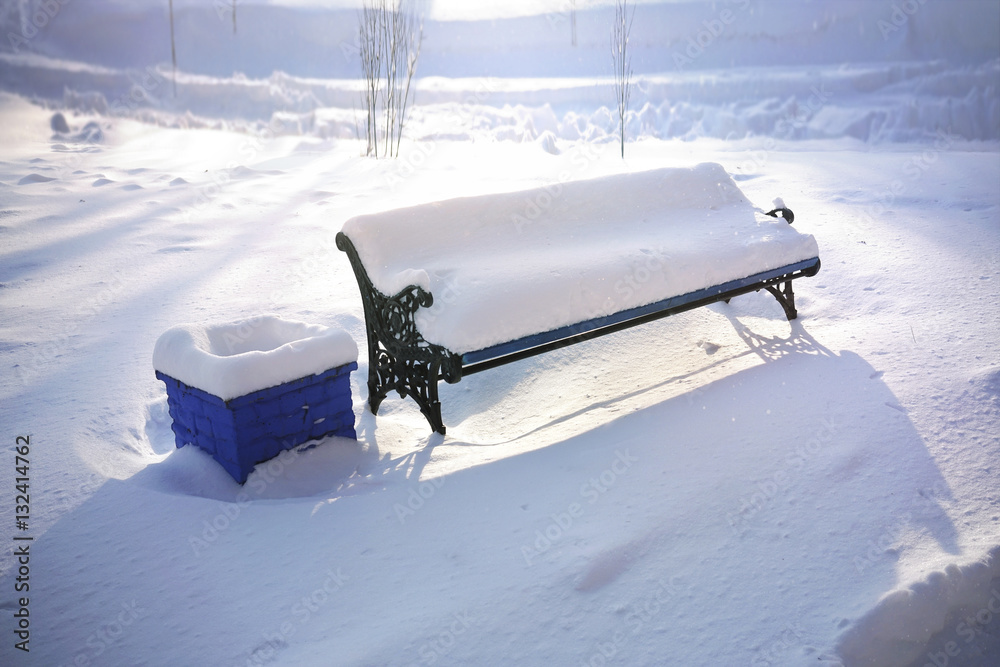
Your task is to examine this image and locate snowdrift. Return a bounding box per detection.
[1,0,998,142]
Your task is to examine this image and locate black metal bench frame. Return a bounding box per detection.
[336,208,819,434]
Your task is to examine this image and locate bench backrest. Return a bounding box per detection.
[340,164,819,355]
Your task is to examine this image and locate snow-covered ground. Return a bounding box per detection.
[1,1,998,665]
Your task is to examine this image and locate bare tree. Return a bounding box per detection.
[168,0,177,96]
[358,0,422,158]
[571,0,577,47]
[359,1,383,156]
[611,0,634,158]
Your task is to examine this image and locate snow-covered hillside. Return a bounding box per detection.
[2,0,998,143]
[1,1,998,666]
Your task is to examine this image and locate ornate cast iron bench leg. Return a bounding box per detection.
[765,280,798,320]
[337,233,460,435]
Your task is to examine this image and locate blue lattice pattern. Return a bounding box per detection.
[156,362,358,483]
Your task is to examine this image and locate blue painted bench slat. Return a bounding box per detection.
[461,256,820,370]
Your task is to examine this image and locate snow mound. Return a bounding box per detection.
[18,173,57,184]
[536,130,560,155]
[968,366,1000,403]
[341,163,819,354]
[837,546,1000,666]
[152,315,358,401]
[51,119,105,144]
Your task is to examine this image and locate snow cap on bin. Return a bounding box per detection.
[153,315,358,401]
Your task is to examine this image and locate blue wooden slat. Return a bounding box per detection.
[460,257,819,366]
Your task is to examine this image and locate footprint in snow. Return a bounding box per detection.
[121,183,143,191]
[698,340,721,355]
[574,543,639,592]
[230,165,283,178]
[169,177,188,186]
[92,178,114,187]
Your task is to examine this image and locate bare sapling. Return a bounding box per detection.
[611,0,634,158]
[169,0,178,96]
[358,0,423,158]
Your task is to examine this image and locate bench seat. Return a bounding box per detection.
[338,163,820,433]
[342,163,818,352]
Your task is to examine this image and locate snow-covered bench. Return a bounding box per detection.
[337,163,820,434]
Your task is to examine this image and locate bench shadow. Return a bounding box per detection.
[435,313,961,562]
[441,309,833,446]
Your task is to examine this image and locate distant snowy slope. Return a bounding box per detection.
[3,0,998,78]
[2,1,998,145]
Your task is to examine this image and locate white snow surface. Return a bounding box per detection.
[0,1,999,666]
[342,163,819,354]
[152,315,358,400]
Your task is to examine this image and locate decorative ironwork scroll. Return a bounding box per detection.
[336,233,461,434]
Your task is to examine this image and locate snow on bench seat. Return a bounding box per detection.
[340,163,819,356]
